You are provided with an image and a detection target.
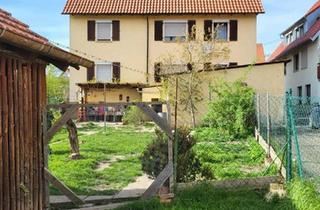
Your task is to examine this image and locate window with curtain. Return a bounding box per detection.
[96,64,112,82]
[214,22,228,41]
[96,21,112,41]
[164,21,187,41]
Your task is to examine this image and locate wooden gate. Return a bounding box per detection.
[44,102,174,207]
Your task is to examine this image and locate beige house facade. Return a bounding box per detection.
[63,0,264,103]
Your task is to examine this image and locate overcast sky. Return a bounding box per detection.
[0,0,317,56]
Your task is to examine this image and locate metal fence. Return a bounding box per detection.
[256,92,320,185]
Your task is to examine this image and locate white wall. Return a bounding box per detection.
[285,37,320,97]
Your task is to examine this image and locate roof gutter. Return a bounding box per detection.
[0,27,94,71]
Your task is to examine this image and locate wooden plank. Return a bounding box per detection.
[32,63,39,210]
[0,55,4,210]
[8,56,17,210]
[44,168,84,206]
[142,162,173,199]
[13,59,21,210]
[18,61,25,210]
[46,101,165,109]
[46,105,79,142]
[2,56,10,210]
[136,103,172,138]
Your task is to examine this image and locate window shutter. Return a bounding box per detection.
[87,20,96,41]
[229,20,238,41]
[154,63,161,83]
[112,20,120,41]
[204,20,213,41]
[188,20,196,40]
[154,21,163,41]
[112,62,121,82]
[87,66,95,81]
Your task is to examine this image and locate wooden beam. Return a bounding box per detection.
[44,168,84,206]
[136,103,172,138]
[46,105,78,142]
[142,162,173,199]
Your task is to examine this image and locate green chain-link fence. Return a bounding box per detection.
[256,92,320,186]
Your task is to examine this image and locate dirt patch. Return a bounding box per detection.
[95,155,127,172]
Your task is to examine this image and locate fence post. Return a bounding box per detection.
[257,94,261,134]
[285,92,292,182]
[267,92,271,157]
[173,77,179,192]
[166,100,174,193]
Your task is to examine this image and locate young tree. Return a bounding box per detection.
[46,66,81,159]
[159,25,230,128]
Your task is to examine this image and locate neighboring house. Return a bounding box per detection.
[270,0,320,98]
[63,0,264,103]
[256,43,266,63]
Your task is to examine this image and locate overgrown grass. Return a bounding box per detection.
[49,123,154,195]
[116,184,294,210]
[193,128,277,180]
[288,179,320,210]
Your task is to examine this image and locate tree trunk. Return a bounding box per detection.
[61,106,81,159]
[66,119,81,159]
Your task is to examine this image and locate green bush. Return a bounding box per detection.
[288,179,320,210]
[141,127,210,182]
[123,106,149,126]
[203,80,255,140]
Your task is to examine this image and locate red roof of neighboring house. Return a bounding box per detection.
[267,42,287,62]
[305,0,320,16]
[277,19,320,59]
[63,0,264,15]
[256,43,265,63]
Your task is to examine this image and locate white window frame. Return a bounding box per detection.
[294,24,304,40]
[212,20,230,41]
[163,20,188,41]
[96,20,113,41]
[95,62,113,82]
[285,31,293,44]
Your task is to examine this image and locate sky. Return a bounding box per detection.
[0,0,317,56]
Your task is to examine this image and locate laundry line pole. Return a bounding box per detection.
[104,83,107,132]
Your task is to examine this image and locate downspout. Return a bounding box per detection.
[146,16,150,83]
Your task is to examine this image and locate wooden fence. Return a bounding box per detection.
[0,54,47,210]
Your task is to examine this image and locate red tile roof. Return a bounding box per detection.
[270,19,320,61]
[256,43,265,63]
[0,8,48,44]
[0,8,93,69]
[267,42,287,62]
[63,0,264,15]
[305,0,320,16]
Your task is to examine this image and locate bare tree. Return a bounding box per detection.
[159,25,230,128]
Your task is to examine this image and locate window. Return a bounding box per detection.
[96,63,112,82]
[163,21,187,41]
[294,53,300,72]
[295,25,304,39]
[306,84,311,97]
[298,86,303,97]
[213,21,229,41]
[301,49,308,69]
[96,21,112,41]
[286,32,293,44]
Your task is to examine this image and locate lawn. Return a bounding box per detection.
[115,184,295,210]
[193,128,277,180]
[49,123,155,195]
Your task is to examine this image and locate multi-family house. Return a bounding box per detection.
[63,0,264,104]
[269,0,320,97]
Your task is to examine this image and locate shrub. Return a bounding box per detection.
[203,80,255,139]
[141,127,209,182]
[122,106,149,126]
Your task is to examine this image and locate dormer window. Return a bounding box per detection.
[295,25,304,39]
[286,32,293,44]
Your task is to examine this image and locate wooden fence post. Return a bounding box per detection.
[267,92,271,157]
